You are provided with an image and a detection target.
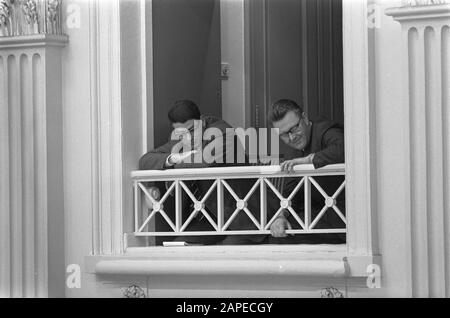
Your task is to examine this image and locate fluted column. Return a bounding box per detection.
[0,34,68,297]
[386,3,450,298]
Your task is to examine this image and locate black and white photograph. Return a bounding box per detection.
[0,0,449,301]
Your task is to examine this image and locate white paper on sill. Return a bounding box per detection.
[163,241,203,247]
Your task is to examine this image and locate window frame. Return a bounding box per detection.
[87,0,378,279]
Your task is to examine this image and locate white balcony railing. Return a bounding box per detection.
[131,164,346,237]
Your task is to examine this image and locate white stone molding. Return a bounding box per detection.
[95,259,347,277]
[88,0,124,256]
[342,0,377,257]
[386,3,450,297]
[0,34,68,297]
[89,0,147,255]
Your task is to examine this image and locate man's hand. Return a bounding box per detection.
[280,154,315,173]
[172,127,191,142]
[270,216,292,237]
[166,150,198,167]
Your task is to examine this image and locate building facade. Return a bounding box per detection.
[0,0,449,298]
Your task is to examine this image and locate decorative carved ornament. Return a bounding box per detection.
[320,287,345,298]
[402,0,450,6]
[0,0,62,37]
[123,285,147,298]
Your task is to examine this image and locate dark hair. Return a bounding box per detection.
[168,100,201,123]
[268,99,304,123]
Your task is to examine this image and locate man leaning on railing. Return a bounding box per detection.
[138,100,278,245]
[268,99,346,244]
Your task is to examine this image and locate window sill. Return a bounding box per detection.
[85,245,379,278]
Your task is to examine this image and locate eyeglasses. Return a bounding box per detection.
[280,118,305,141]
[187,119,203,132]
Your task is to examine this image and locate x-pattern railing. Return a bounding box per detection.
[132,164,346,236]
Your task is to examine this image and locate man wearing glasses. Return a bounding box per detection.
[268,99,345,243]
[139,100,272,245]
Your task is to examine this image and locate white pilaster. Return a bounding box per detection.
[386,3,450,298]
[342,0,377,257]
[0,34,68,297]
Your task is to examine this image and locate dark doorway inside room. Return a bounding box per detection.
[248,0,344,128]
[247,0,344,160]
[152,0,222,148]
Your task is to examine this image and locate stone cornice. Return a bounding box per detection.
[386,4,450,22]
[0,34,68,49]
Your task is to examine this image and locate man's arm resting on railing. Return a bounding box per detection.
[280,128,344,172]
[312,128,345,169]
[139,141,199,170]
[172,130,237,169]
[280,154,315,172]
[139,142,175,170]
